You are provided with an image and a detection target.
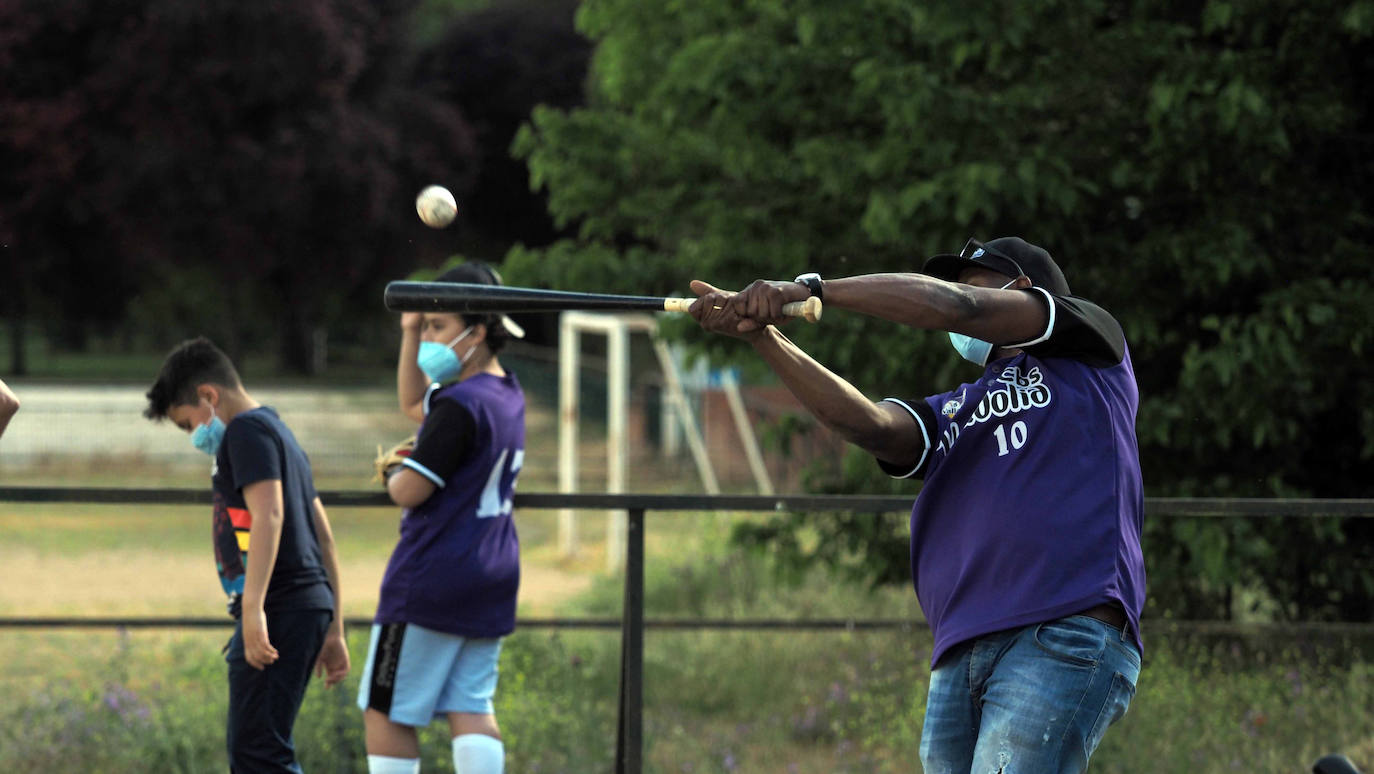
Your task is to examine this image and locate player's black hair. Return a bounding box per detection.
[435,261,512,355]
[143,336,243,420]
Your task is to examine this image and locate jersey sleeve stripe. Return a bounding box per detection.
[1004,287,1057,349]
[878,398,932,479]
[401,457,447,489]
[422,382,442,417]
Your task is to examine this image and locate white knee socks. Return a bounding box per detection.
[367,755,420,774]
[452,733,504,774]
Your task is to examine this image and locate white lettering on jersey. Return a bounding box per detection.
[936,366,1052,455]
[477,447,524,518]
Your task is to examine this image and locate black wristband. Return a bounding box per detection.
[793,272,823,301]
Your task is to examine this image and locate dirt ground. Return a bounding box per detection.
[0,546,593,619]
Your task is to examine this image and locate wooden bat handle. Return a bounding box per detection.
[661,295,822,323]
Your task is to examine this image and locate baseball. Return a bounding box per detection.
[416,185,457,228]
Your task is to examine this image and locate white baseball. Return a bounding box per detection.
[416,185,457,228]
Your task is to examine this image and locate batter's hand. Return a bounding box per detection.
[242,609,280,670]
[725,279,810,332]
[689,281,756,339]
[314,631,350,688]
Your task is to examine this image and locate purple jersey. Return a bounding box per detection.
[880,288,1146,667]
[375,372,526,638]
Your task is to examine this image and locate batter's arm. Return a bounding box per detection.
[727,274,1048,344]
[689,282,925,469]
[752,325,925,468]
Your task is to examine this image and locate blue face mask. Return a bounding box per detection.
[948,332,995,366]
[416,326,476,383]
[948,279,1017,366]
[191,414,226,456]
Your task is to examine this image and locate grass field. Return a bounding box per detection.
[0,376,1370,772]
[2,497,1372,773]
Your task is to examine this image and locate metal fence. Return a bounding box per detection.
[2,487,1372,774]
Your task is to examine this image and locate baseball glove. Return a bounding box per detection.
[372,435,416,484]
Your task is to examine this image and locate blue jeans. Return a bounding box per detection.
[920,614,1141,774]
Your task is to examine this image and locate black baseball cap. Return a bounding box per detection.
[922,237,1071,296]
[435,262,526,339]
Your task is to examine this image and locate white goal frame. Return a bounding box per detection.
[557,312,773,570]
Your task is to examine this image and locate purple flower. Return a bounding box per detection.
[1286,668,1303,697]
[101,682,149,722]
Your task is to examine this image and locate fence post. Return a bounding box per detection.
[615,507,645,774]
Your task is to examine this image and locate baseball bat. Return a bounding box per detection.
[1314,755,1364,774]
[383,281,823,322]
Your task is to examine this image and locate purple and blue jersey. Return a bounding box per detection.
[879,288,1146,667]
[375,372,526,638]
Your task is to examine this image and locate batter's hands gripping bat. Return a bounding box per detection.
[384,281,823,322]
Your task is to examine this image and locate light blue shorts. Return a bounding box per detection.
[356,622,503,725]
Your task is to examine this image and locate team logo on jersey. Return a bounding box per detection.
[941,390,966,418]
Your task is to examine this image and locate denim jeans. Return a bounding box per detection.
[919,614,1141,774]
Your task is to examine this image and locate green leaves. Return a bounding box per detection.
[506,0,1374,616]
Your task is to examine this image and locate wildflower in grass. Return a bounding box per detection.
[101,682,150,722]
[1287,667,1304,697]
[1242,707,1268,737]
[791,704,827,741]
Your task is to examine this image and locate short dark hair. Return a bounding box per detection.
[435,261,512,354]
[144,337,242,420]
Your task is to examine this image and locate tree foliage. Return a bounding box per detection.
[511,0,1374,619]
[414,0,591,249]
[0,0,476,371]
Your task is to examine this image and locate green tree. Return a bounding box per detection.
[509,0,1374,619]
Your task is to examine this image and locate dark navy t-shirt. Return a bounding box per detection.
[211,406,334,619]
[375,372,525,638]
[879,288,1146,667]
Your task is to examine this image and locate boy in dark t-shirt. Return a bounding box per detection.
[688,237,1144,774]
[145,337,349,773]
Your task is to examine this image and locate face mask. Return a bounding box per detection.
[416,326,476,383]
[948,279,1017,366]
[191,414,226,456]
